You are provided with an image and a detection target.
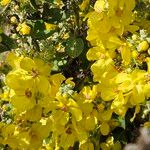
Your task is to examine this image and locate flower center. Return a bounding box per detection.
[31,68,39,78]
[61,105,68,112]
[66,127,72,134]
[116,8,123,17]
[34,91,44,103]
[25,88,32,98]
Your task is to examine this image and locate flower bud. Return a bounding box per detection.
[10,16,18,24]
[138,41,149,52]
[132,50,139,59]
[16,23,31,35]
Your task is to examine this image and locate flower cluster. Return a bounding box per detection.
[87,0,150,119]
[0,52,65,149]
[0,0,150,149]
[0,53,121,149]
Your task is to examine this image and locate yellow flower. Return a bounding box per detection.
[91,54,118,82]
[120,44,131,65]
[108,0,135,26]
[100,122,110,136]
[58,123,88,149]
[45,22,57,31]
[33,76,52,108]
[50,109,70,126]
[22,105,42,122]
[100,136,122,150]
[84,115,97,130]
[81,86,97,102]
[111,92,128,117]
[56,93,82,122]
[1,0,11,6]
[97,78,119,101]
[6,52,23,69]
[20,57,52,77]
[129,85,145,105]
[79,141,94,150]
[76,105,98,131]
[6,69,52,113]
[48,73,65,97]
[86,45,105,61]
[87,0,136,47]
[115,69,147,107]
[94,0,106,13]
[6,70,36,113]
[116,73,132,93]
[5,53,61,114]
[6,69,33,91]
[101,110,113,122]
[0,89,14,101]
[73,92,94,117]
[132,50,139,59]
[1,124,27,149]
[65,77,75,87]
[79,0,90,12]
[138,41,149,52]
[17,23,31,35]
[100,142,110,150]
[10,16,18,24]
[27,122,51,149]
[58,126,78,149]
[144,122,150,128]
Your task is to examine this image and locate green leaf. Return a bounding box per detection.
[118,117,126,129]
[65,37,84,58]
[45,0,54,3]
[0,34,17,52]
[42,5,63,23]
[0,43,8,53]
[34,20,45,31]
[31,20,56,40]
[37,30,55,40]
[29,0,39,9]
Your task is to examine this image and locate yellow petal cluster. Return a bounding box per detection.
[16,22,31,35]
[0,52,66,149]
[0,0,149,149]
[86,0,150,121]
[0,0,11,6]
